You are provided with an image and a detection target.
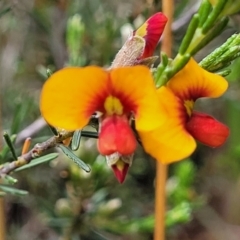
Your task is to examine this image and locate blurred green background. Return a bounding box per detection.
[1,0,240,239]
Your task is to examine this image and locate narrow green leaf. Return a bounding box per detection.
[198,0,212,27]
[191,17,228,55]
[71,130,82,151]
[216,69,231,77]
[202,0,227,34]
[2,175,18,185]
[167,54,191,81]
[0,185,28,196]
[154,62,166,86]
[46,68,53,77]
[15,153,59,172]
[179,14,199,55]
[58,145,91,172]
[81,131,98,139]
[3,132,17,160]
[161,52,169,67]
[0,134,17,161]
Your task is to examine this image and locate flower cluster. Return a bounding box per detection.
[40,13,229,183]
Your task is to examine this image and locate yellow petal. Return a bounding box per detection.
[167,58,228,101]
[40,67,109,131]
[139,86,196,164]
[110,66,168,131]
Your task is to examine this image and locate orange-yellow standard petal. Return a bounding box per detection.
[167,58,228,101]
[109,66,168,131]
[40,67,109,131]
[139,86,196,164]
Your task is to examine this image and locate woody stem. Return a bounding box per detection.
[154,0,173,239]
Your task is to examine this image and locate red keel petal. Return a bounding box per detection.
[98,115,137,156]
[186,112,229,147]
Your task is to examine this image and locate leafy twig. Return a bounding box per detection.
[0,131,73,177]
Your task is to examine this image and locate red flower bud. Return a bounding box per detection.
[134,12,168,58]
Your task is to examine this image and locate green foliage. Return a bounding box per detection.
[0,185,28,196]
[58,145,91,173]
[200,33,240,74]
[14,153,59,172]
[3,132,17,160]
[0,134,16,162]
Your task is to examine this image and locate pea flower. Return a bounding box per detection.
[139,58,230,164]
[40,66,167,182]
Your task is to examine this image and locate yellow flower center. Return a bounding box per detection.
[184,100,194,117]
[104,95,123,115]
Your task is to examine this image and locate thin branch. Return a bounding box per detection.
[0,131,73,177]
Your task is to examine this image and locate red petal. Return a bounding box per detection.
[111,161,129,184]
[134,12,168,58]
[186,112,229,147]
[98,115,137,156]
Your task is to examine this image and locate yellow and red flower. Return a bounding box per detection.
[40,12,229,182]
[40,12,168,183]
[40,66,167,183]
[139,58,230,164]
